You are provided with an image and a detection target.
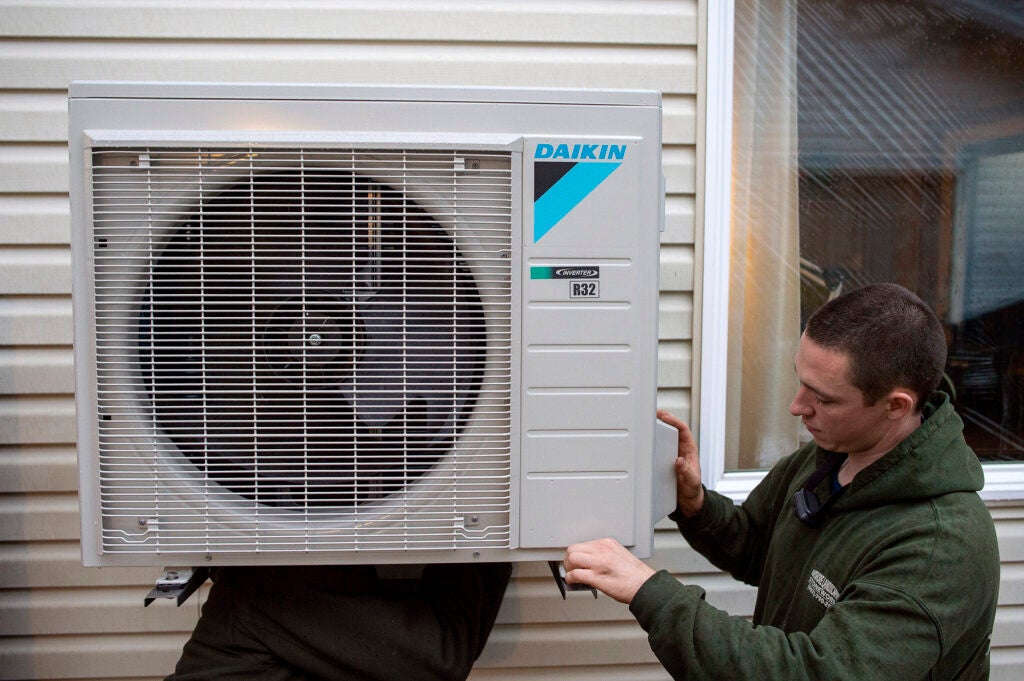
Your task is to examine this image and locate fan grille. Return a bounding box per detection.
[89,147,513,554]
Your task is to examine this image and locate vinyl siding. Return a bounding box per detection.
[1,1,1020,680]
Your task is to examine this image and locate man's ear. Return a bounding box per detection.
[885,389,916,420]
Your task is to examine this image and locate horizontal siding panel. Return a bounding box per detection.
[992,515,1024,562]
[992,646,1024,681]
[998,562,1024,605]
[0,491,79,542]
[663,146,696,194]
[0,631,188,680]
[474,620,658,669]
[663,195,695,244]
[0,348,74,395]
[654,388,690,420]
[0,143,67,193]
[659,244,694,292]
[0,91,67,142]
[657,340,692,390]
[0,246,70,294]
[0,445,77,493]
[0,41,696,93]
[0,395,76,444]
[0,195,70,244]
[0,1,697,45]
[663,94,697,146]
[0,541,157,589]
[659,292,693,340]
[993,604,1024,647]
[0,585,203,636]
[0,297,72,345]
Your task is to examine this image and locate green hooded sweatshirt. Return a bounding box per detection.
[629,393,999,680]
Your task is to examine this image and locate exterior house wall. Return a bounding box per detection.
[0,1,1020,680]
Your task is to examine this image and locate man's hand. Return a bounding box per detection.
[563,538,656,604]
[657,410,704,517]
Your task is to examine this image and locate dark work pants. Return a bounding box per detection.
[165,563,512,681]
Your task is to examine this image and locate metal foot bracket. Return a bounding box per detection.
[548,560,598,599]
[144,567,210,607]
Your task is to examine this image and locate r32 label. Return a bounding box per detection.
[570,280,600,298]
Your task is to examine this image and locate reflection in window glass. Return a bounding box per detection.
[730,0,1024,469]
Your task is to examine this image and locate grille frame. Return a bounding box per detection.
[85,145,515,557]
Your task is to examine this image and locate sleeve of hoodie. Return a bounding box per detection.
[668,454,798,587]
[628,547,977,681]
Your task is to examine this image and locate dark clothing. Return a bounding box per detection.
[166,562,511,681]
[629,393,999,680]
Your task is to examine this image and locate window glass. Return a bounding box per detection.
[729,0,1024,470]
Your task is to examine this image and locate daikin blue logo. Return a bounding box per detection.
[535,143,626,161]
[532,142,625,242]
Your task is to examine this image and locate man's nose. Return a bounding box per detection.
[790,388,812,417]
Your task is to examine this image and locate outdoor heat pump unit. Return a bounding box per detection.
[68,82,676,571]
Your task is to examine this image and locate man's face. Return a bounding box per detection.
[789,334,894,456]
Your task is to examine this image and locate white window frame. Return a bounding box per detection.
[699,0,1024,503]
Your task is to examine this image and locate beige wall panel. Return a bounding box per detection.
[0,196,70,244]
[0,586,203,636]
[0,445,77,493]
[663,95,697,146]
[991,511,1024,561]
[993,603,1024,681]
[0,92,67,142]
[0,298,72,345]
[655,388,690,421]
[0,1,697,45]
[0,632,188,680]
[659,244,694,292]
[0,541,156,588]
[0,492,79,541]
[658,292,693,341]
[657,341,691,389]
[997,562,1024,604]
[0,348,74,395]
[475,620,658,667]
[663,146,696,195]
[663,195,695,244]
[993,648,1024,681]
[0,145,67,193]
[0,395,76,444]
[0,41,696,93]
[0,247,70,294]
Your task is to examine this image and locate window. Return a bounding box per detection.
[701,0,1024,499]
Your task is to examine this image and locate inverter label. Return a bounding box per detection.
[530,266,600,280]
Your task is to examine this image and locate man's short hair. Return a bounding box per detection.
[803,283,947,409]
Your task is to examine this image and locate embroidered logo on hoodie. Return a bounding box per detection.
[807,569,840,609]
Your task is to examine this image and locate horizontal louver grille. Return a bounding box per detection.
[89,147,513,554]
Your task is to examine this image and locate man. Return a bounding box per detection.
[165,562,511,680]
[564,283,1000,680]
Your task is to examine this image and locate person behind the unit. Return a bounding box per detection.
[164,561,512,681]
[562,283,1000,680]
